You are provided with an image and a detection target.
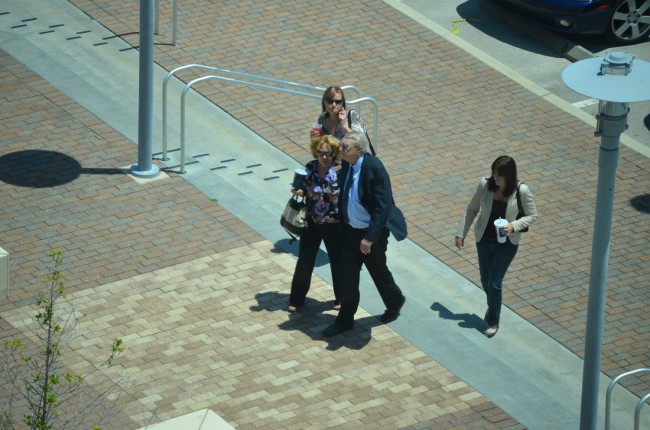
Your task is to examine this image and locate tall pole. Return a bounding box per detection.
[579,101,627,430]
[563,52,650,430]
[131,0,159,178]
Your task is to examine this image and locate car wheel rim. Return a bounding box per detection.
[611,0,650,41]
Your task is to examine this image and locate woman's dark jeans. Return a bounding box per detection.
[476,237,518,326]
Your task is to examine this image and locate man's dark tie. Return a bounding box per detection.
[342,166,353,225]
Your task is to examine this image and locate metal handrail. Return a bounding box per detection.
[154,0,179,45]
[637,393,650,430]
[162,64,378,173]
[162,64,363,158]
[605,368,650,430]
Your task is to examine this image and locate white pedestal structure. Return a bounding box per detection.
[0,247,8,299]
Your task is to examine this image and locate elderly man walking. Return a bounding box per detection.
[323,131,407,337]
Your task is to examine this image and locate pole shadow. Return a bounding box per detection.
[0,150,128,188]
[431,301,486,333]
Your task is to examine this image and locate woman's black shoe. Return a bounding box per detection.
[483,325,499,338]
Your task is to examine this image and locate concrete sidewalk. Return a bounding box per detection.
[1,0,648,429]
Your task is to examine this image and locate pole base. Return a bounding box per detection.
[130,164,160,178]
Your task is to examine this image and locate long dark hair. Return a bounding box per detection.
[487,155,517,197]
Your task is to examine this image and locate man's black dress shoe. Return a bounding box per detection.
[380,295,406,323]
[323,323,352,337]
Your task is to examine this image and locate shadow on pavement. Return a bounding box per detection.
[458,0,562,58]
[631,194,650,214]
[271,238,331,267]
[280,314,382,351]
[252,291,381,350]
[0,150,126,187]
[431,301,486,333]
[250,290,292,313]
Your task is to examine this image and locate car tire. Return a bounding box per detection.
[605,0,650,44]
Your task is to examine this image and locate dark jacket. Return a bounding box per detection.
[340,155,407,243]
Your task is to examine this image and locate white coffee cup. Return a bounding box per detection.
[494,218,508,243]
[292,168,307,189]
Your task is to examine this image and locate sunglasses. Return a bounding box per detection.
[316,151,334,157]
[326,98,344,105]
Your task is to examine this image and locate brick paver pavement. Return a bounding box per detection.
[64,0,648,395]
[0,50,523,428]
[1,0,648,427]
[2,242,524,429]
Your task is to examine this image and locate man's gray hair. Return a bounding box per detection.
[344,131,370,154]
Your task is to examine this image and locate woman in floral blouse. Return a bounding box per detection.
[288,135,343,312]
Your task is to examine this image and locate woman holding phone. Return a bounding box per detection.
[311,86,366,140]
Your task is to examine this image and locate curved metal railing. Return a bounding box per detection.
[605,368,650,430]
[162,64,378,173]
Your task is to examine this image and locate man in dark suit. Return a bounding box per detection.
[323,131,407,337]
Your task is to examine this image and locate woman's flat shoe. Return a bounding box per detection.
[287,304,298,313]
[484,325,499,338]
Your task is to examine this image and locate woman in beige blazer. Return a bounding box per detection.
[455,156,538,338]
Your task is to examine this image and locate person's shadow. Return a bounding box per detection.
[251,291,379,350]
[431,302,486,333]
[271,239,330,267]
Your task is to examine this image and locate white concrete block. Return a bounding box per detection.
[137,409,235,430]
[0,247,7,300]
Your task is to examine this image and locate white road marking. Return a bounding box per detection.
[572,98,599,108]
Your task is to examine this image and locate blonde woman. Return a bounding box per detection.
[288,135,344,312]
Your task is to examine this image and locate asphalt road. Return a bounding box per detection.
[396,0,650,151]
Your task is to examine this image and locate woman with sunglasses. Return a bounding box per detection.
[287,135,344,313]
[311,86,365,139]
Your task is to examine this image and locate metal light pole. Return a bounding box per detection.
[131,0,160,178]
[562,52,650,430]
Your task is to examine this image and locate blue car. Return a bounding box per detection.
[482,0,650,44]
